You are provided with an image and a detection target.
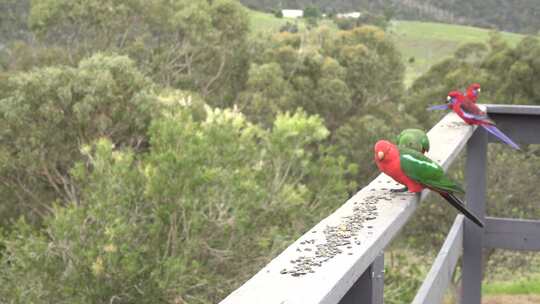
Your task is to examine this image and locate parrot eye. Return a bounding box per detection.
[377,151,385,161]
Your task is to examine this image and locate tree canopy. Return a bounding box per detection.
[0,53,157,224]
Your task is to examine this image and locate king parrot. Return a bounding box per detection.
[447,90,520,150]
[397,129,430,154]
[374,140,484,227]
[427,83,481,111]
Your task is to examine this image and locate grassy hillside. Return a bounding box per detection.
[249,10,525,86]
[389,21,524,85]
[241,0,540,35]
[249,10,290,33]
[248,10,335,34]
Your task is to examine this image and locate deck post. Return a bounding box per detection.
[461,128,487,304]
[339,253,384,304]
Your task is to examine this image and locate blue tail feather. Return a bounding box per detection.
[427,104,450,111]
[482,124,520,150]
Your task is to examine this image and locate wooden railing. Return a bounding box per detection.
[219,105,540,304]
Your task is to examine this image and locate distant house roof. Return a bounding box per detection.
[282,9,304,18]
[337,12,361,19]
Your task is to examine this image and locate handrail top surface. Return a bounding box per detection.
[485,104,540,115]
[219,112,476,304]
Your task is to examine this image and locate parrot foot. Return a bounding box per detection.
[390,187,408,193]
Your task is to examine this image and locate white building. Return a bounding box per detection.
[282,9,304,18]
[337,12,362,19]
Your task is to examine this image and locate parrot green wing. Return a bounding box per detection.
[399,147,464,194]
[420,135,430,152]
[397,129,430,153]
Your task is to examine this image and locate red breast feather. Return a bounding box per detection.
[374,140,424,193]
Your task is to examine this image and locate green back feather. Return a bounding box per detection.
[397,129,430,153]
[399,147,464,194]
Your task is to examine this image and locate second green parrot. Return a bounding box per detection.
[397,129,430,154]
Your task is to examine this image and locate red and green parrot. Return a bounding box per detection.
[397,129,430,154]
[447,91,520,150]
[427,83,482,111]
[374,140,484,228]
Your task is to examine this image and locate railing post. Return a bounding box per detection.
[339,253,384,304]
[461,128,487,304]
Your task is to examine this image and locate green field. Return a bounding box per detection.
[484,277,540,295]
[249,10,291,33]
[248,10,525,86]
[388,21,524,85]
[248,10,336,34]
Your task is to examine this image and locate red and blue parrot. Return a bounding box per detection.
[427,83,481,111]
[446,91,520,150]
[466,83,481,103]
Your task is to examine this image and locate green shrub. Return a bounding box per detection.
[0,106,356,303]
[0,53,158,224]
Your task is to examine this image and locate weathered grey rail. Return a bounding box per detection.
[412,215,463,304]
[219,105,540,304]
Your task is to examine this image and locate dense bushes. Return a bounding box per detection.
[0,103,356,303]
[0,54,158,224]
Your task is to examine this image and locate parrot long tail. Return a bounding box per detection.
[481,124,520,150]
[439,192,484,228]
[427,104,450,111]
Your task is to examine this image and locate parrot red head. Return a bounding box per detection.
[447,90,464,105]
[374,140,399,164]
[467,83,481,97]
